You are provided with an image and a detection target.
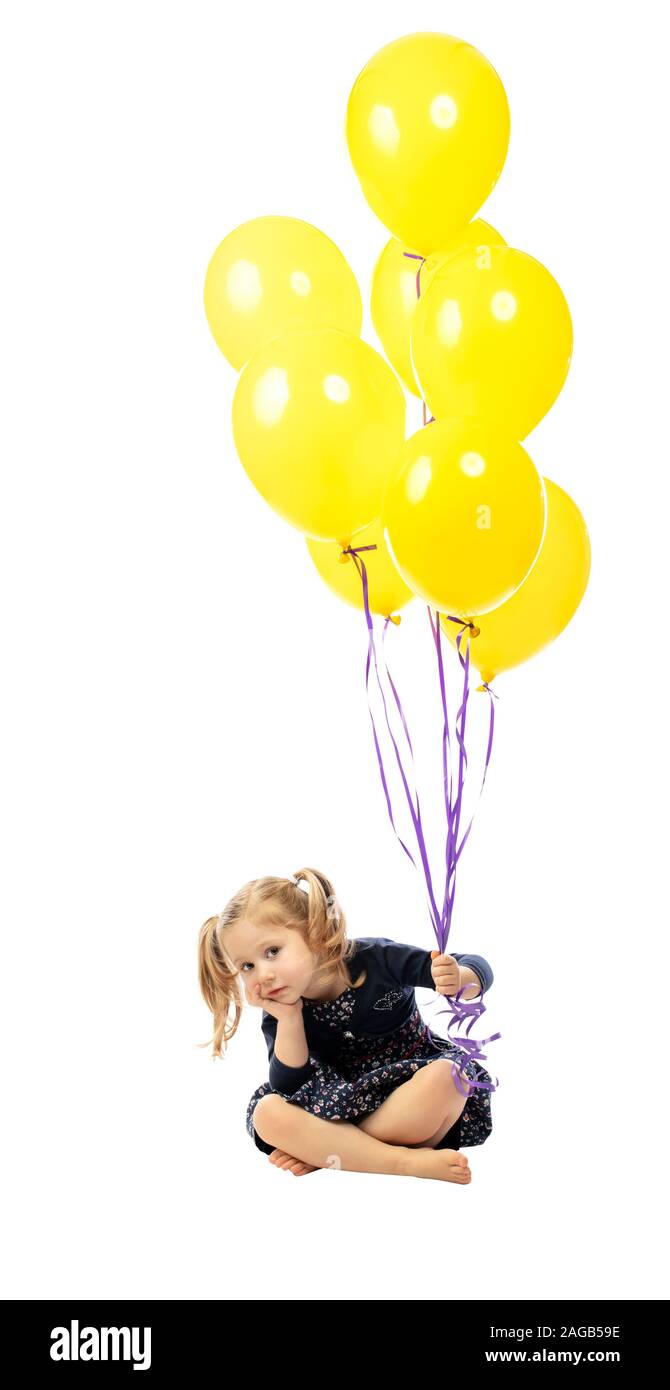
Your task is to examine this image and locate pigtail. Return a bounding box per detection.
[292,868,363,986]
[196,913,244,1060]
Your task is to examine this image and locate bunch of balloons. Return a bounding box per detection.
[204,30,590,689]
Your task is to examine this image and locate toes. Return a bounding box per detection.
[268,1149,316,1175]
[269,1150,306,1173]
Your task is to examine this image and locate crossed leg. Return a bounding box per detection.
[253,1093,472,1181]
[356,1058,471,1148]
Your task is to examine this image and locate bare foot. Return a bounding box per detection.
[406,1147,473,1184]
[268,1147,319,1176]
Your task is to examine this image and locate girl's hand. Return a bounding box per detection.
[245,979,304,1023]
[430,950,463,997]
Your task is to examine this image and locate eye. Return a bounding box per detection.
[241,946,281,972]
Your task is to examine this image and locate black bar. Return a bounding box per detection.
[0,1299,666,1375]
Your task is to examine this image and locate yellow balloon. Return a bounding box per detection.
[371,221,507,397]
[204,216,362,369]
[346,33,510,255]
[232,328,407,541]
[306,516,415,617]
[412,244,573,440]
[382,418,546,615]
[439,478,591,683]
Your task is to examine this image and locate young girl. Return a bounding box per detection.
[198,867,495,1185]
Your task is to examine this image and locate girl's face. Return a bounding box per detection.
[224,920,326,1003]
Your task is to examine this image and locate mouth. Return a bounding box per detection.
[266,987,286,997]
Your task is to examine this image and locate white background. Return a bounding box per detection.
[1,0,667,1301]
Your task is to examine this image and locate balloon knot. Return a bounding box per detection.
[388,613,401,626]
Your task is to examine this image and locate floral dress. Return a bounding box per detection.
[246,983,494,1157]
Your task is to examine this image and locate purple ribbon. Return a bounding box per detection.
[402,249,424,299]
[342,543,501,1100]
[403,251,434,422]
[340,247,502,1099]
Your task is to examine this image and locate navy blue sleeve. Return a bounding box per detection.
[261,1011,313,1095]
[370,937,494,995]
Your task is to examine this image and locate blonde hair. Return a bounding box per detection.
[197,867,365,1061]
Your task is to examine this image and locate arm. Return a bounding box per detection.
[261,1011,313,1095]
[370,938,493,996]
[455,954,493,997]
[457,965,485,1000]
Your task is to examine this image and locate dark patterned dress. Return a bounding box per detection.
[246,980,494,1157]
